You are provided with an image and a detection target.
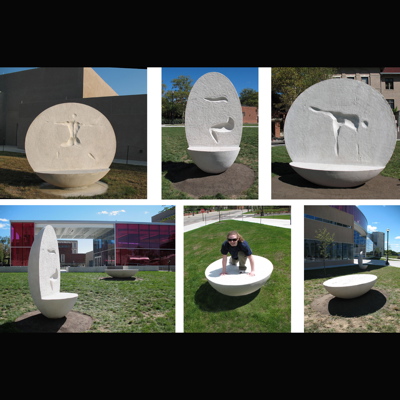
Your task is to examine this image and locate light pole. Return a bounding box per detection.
[386,228,390,265]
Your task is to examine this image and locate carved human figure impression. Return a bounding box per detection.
[185,72,243,148]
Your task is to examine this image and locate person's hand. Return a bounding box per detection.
[248,271,255,276]
[220,271,228,276]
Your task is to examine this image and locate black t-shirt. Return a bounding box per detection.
[220,240,252,258]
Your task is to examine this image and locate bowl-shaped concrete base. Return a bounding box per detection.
[205,255,273,296]
[290,162,384,188]
[105,268,139,278]
[187,146,240,174]
[35,168,110,188]
[37,292,78,319]
[323,274,377,299]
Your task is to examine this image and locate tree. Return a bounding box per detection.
[162,75,193,121]
[0,236,10,266]
[271,67,339,112]
[240,88,258,107]
[315,228,335,276]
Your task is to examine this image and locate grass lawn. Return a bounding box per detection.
[0,272,175,333]
[304,265,400,333]
[184,220,291,332]
[162,126,258,199]
[272,141,400,180]
[0,151,147,199]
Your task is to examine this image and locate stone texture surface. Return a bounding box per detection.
[323,274,377,299]
[205,255,273,296]
[25,102,116,188]
[185,72,243,148]
[285,79,397,168]
[28,225,78,318]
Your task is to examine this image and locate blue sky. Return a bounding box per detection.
[0,205,173,252]
[162,67,259,94]
[0,67,147,95]
[358,205,400,253]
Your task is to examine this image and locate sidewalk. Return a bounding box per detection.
[184,213,291,232]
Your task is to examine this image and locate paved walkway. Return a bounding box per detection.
[184,211,291,232]
[355,258,400,268]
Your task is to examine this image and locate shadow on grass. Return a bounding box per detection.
[312,289,388,318]
[194,281,259,312]
[328,289,387,317]
[162,161,210,183]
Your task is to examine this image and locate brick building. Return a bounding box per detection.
[242,106,258,124]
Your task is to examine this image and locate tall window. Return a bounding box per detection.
[385,78,394,89]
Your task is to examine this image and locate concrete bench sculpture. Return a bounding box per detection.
[105,266,139,279]
[205,255,273,296]
[25,103,116,196]
[284,79,397,187]
[28,225,78,319]
[185,72,243,174]
[323,274,377,299]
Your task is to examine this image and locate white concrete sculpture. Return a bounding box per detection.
[323,274,377,299]
[28,225,78,319]
[185,72,243,174]
[105,266,139,278]
[358,251,367,270]
[205,255,273,296]
[25,102,116,195]
[284,79,397,187]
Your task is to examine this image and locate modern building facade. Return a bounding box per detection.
[10,220,175,270]
[304,205,380,270]
[0,67,147,164]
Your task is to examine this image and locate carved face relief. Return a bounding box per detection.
[185,72,243,149]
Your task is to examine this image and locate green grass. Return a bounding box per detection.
[0,272,175,333]
[272,141,400,180]
[304,264,400,333]
[184,220,291,332]
[0,151,147,199]
[162,127,258,199]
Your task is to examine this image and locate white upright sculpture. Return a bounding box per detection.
[25,103,116,196]
[28,225,78,319]
[185,72,243,174]
[284,79,397,187]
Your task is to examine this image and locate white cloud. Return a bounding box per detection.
[368,225,378,233]
[0,223,9,229]
[395,236,400,240]
[98,210,126,216]
[0,218,8,222]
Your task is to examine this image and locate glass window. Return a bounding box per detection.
[386,78,394,89]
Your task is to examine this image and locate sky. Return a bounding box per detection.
[162,67,259,94]
[0,67,147,95]
[358,205,400,253]
[0,205,172,253]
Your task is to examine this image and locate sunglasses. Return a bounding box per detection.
[228,238,238,242]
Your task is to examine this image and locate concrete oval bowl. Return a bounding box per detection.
[323,274,377,299]
[205,255,273,296]
[290,162,384,188]
[187,146,240,174]
[36,168,110,188]
[105,268,139,278]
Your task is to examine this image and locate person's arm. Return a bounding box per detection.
[247,254,255,276]
[221,254,228,275]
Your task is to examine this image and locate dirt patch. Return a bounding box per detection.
[14,310,93,333]
[311,288,389,317]
[165,162,254,197]
[272,172,400,199]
